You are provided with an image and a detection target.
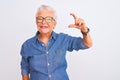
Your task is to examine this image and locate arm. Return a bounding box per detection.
[20,44,30,80]
[81,27,92,48]
[68,13,92,48]
[21,56,30,80]
[22,74,29,80]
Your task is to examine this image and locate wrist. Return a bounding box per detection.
[81,27,90,35]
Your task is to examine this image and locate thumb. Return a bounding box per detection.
[68,24,76,28]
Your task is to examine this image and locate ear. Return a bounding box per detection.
[53,21,57,28]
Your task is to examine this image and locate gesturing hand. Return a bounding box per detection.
[68,13,87,32]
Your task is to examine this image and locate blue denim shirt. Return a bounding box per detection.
[20,31,88,80]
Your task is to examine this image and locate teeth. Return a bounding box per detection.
[41,26,48,29]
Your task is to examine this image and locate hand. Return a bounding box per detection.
[68,13,87,32]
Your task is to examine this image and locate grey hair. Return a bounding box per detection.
[36,5,57,20]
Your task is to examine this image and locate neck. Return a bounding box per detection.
[38,32,52,45]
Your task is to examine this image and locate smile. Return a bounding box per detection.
[40,26,48,29]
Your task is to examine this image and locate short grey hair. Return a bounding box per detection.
[36,5,57,20]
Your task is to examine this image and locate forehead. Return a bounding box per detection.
[36,10,54,17]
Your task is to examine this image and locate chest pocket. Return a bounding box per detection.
[52,49,66,66]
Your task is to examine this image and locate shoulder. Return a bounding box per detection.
[56,32,83,43]
[57,32,69,37]
[20,36,36,56]
[52,31,68,40]
[57,32,78,39]
[22,36,36,47]
[55,32,78,42]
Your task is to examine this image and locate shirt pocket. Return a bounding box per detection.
[53,49,66,66]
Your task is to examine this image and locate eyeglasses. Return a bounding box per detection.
[36,16,55,23]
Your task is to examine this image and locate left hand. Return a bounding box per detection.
[68,13,87,32]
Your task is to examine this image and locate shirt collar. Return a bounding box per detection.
[51,31,57,40]
[35,31,57,41]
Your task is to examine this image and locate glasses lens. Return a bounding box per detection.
[37,17,43,22]
[37,17,54,22]
[45,17,53,22]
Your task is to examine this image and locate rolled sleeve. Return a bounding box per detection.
[21,56,30,75]
[20,44,30,75]
[67,36,88,51]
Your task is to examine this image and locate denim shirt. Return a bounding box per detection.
[20,31,88,80]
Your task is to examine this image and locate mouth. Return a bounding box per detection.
[40,26,48,29]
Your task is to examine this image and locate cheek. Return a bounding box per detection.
[36,22,42,27]
[48,23,55,28]
[50,22,56,28]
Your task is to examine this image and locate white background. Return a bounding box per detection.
[0,0,120,80]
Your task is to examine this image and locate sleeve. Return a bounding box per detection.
[67,35,89,52]
[20,43,30,75]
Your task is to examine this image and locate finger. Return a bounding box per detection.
[70,13,79,24]
[70,13,78,19]
[68,24,77,28]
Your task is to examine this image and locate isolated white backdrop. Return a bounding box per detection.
[0,0,120,80]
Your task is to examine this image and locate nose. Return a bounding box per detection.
[42,19,46,24]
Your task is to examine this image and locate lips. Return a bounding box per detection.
[40,26,48,29]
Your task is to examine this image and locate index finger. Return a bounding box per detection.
[70,13,78,20]
[70,13,79,25]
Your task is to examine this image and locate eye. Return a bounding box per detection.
[45,17,53,22]
[38,17,43,20]
[36,17,44,22]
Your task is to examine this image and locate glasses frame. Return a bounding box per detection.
[36,16,55,23]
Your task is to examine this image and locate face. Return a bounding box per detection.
[36,10,56,34]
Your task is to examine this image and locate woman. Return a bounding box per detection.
[20,5,92,80]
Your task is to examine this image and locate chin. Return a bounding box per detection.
[39,30,52,34]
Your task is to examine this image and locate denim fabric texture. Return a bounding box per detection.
[20,31,88,80]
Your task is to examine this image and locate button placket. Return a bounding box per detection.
[46,49,52,79]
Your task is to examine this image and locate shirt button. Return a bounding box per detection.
[46,51,49,54]
[49,75,51,78]
[48,63,50,66]
[42,44,44,46]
